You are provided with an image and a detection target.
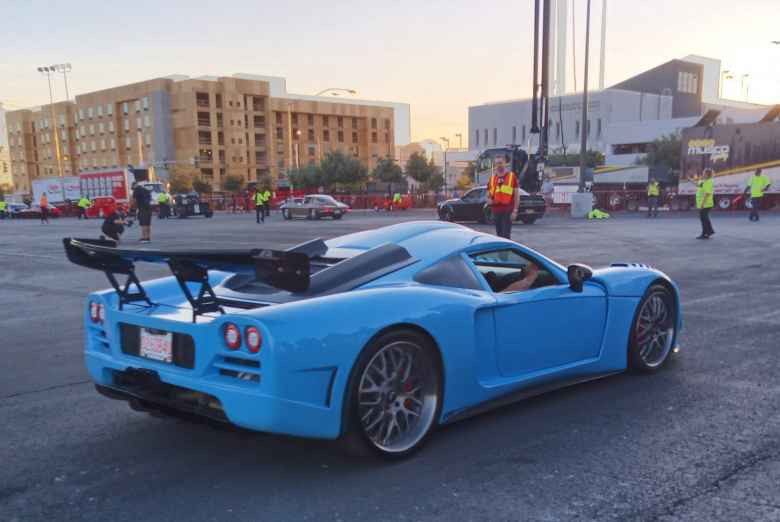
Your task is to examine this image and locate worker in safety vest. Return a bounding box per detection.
[744,168,771,222]
[254,189,267,224]
[647,177,661,218]
[696,168,715,239]
[260,187,272,218]
[392,192,402,210]
[157,192,171,219]
[487,154,519,239]
[77,196,91,220]
[0,200,7,219]
[39,192,50,224]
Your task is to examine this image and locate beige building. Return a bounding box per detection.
[6,74,407,192]
[5,102,79,193]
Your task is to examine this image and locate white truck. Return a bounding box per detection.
[32,176,82,204]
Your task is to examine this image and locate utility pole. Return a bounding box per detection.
[37,66,64,178]
[54,63,73,101]
[455,133,462,149]
[578,0,592,192]
[440,137,450,197]
[599,0,607,90]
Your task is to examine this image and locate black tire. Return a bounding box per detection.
[628,284,677,373]
[340,328,442,459]
[519,216,537,225]
[205,211,213,218]
[440,207,454,222]
[333,214,343,220]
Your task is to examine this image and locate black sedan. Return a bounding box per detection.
[437,186,546,224]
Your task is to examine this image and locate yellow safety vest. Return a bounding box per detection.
[157,193,169,204]
[254,191,265,205]
[0,201,6,211]
[78,198,91,208]
[749,174,770,198]
[696,179,714,209]
[488,172,516,205]
[647,182,660,197]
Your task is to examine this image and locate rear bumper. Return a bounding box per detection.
[85,348,342,440]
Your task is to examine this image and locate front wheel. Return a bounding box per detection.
[519,216,537,224]
[342,329,442,459]
[439,207,454,222]
[628,284,677,373]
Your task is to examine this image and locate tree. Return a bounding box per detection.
[462,161,476,182]
[372,156,404,183]
[547,150,605,167]
[640,133,681,171]
[168,171,192,193]
[222,174,244,193]
[404,151,431,185]
[456,173,473,191]
[192,176,213,194]
[319,151,368,190]
[288,164,321,189]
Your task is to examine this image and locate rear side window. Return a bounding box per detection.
[415,255,483,290]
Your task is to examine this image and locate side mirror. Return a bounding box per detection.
[567,264,593,293]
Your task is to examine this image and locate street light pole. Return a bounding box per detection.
[578,0,592,192]
[440,137,450,197]
[53,63,72,101]
[38,66,64,178]
[455,133,463,149]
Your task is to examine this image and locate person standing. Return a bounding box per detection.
[157,191,171,219]
[77,196,91,219]
[696,169,715,239]
[254,189,265,224]
[131,182,152,243]
[647,177,661,218]
[261,186,272,218]
[39,192,50,224]
[0,199,7,220]
[487,155,519,239]
[744,168,771,222]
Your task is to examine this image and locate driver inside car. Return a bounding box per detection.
[483,261,540,293]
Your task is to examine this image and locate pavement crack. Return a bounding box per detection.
[1,380,91,402]
[641,447,780,521]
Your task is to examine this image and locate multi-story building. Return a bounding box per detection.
[0,104,11,189]
[6,74,410,193]
[5,101,79,193]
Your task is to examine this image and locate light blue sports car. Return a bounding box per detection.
[64,221,681,458]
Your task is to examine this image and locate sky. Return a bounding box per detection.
[1,0,779,144]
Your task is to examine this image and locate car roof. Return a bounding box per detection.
[326,221,499,260]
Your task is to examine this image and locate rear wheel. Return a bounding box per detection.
[717,196,732,210]
[439,206,454,222]
[341,329,442,459]
[628,284,677,373]
[519,216,537,225]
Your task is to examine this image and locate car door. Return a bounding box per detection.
[458,189,481,221]
[293,198,307,218]
[469,248,608,379]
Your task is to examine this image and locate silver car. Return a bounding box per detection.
[280,195,349,220]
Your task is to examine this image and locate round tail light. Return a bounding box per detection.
[89,302,101,323]
[245,326,262,353]
[97,303,106,323]
[223,323,241,350]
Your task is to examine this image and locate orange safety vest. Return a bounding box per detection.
[488,172,516,205]
[40,194,49,208]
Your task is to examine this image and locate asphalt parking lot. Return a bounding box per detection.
[1,209,779,522]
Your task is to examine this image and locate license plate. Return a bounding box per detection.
[193,204,200,214]
[139,329,173,363]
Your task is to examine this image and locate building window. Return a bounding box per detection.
[555,122,560,139]
[136,117,142,129]
[512,126,517,144]
[198,112,210,127]
[323,115,329,126]
[597,118,602,138]
[337,116,343,128]
[276,127,283,140]
[575,120,580,138]
[307,114,314,125]
[215,94,223,109]
[352,132,358,143]
[338,130,344,142]
[384,133,390,144]
[110,138,115,150]
[291,113,298,125]
[677,71,698,94]
[98,123,104,134]
[143,96,149,110]
[107,104,113,116]
[135,100,141,112]
[323,129,330,142]
[87,107,94,119]
[371,132,377,143]
[587,119,591,136]
[483,129,488,145]
[275,112,283,125]
[216,113,223,127]
[108,121,114,132]
[196,93,209,108]
[229,101,233,107]
[492,128,497,146]
[78,109,85,120]
[90,124,95,135]
[475,129,479,147]
[352,117,358,128]
[100,139,105,150]
[308,129,315,141]
[97,106,103,117]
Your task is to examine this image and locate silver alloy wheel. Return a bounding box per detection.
[635,291,675,368]
[357,340,439,454]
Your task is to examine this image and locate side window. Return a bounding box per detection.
[462,189,477,201]
[469,249,559,293]
[414,256,482,290]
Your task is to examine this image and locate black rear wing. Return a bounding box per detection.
[63,237,326,321]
